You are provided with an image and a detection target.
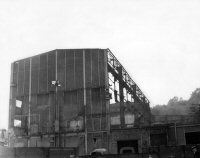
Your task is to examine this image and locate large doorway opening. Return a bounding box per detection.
[117,140,138,154]
[185,131,200,144]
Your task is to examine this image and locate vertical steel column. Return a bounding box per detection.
[174,123,177,146]
[28,58,32,147]
[117,66,125,127]
[8,63,14,147]
[55,50,59,120]
[83,50,87,154]
[55,50,60,147]
[105,50,110,152]
[9,63,14,129]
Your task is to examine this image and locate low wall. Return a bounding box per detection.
[0,145,197,158]
[0,147,15,158]
[0,147,75,158]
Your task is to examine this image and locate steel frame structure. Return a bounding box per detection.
[107,49,149,105]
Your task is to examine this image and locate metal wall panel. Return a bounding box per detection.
[91,88,101,114]
[91,50,99,87]
[39,54,47,93]
[85,50,107,132]
[18,70,24,96]
[17,60,25,96]
[10,49,108,138]
[21,96,28,115]
[86,89,92,115]
[75,50,83,89]
[37,94,49,133]
[93,118,100,131]
[12,64,18,86]
[47,51,56,92]
[57,50,65,91]
[31,56,39,94]
[87,116,93,131]
[176,128,185,145]
[60,90,84,132]
[24,59,30,95]
[49,93,55,133]
[99,49,106,86]
[101,117,107,130]
[65,50,75,90]
[85,49,92,88]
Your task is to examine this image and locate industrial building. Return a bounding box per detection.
[8,48,151,156]
[7,48,200,158]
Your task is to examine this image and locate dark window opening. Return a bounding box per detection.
[93,138,97,143]
[123,150,132,154]
[185,132,200,145]
[150,133,167,146]
[121,148,134,154]
[117,140,138,154]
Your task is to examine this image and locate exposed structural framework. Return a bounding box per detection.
[107,49,149,104]
[107,49,149,128]
[9,49,150,155]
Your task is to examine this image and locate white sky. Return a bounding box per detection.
[0,0,200,129]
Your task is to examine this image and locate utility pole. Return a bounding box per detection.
[51,80,61,147]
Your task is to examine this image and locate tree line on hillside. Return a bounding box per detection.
[151,88,200,120]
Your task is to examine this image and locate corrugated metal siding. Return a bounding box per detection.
[17,60,24,96]
[176,128,185,145]
[75,50,84,89]
[24,59,30,94]
[39,53,48,93]
[65,49,75,90]
[57,50,65,91]
[48,51,56,92]
[11,49,107,134]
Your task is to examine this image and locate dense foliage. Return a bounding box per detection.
[151,88,200,118]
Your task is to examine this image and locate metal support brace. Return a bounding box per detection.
[117,66,125,127]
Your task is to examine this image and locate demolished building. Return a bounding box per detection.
[9,49,151,155]
[8,48,200,158]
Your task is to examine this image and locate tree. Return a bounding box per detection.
[151,88,200,121]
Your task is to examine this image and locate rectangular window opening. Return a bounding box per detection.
[185,132,200,145]
[14,119,22,127]
[16,100,22,108]
[110,114,120,125]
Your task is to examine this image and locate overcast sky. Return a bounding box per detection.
[0,0,200,129]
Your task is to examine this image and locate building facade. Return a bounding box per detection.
[9,49,150,156]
